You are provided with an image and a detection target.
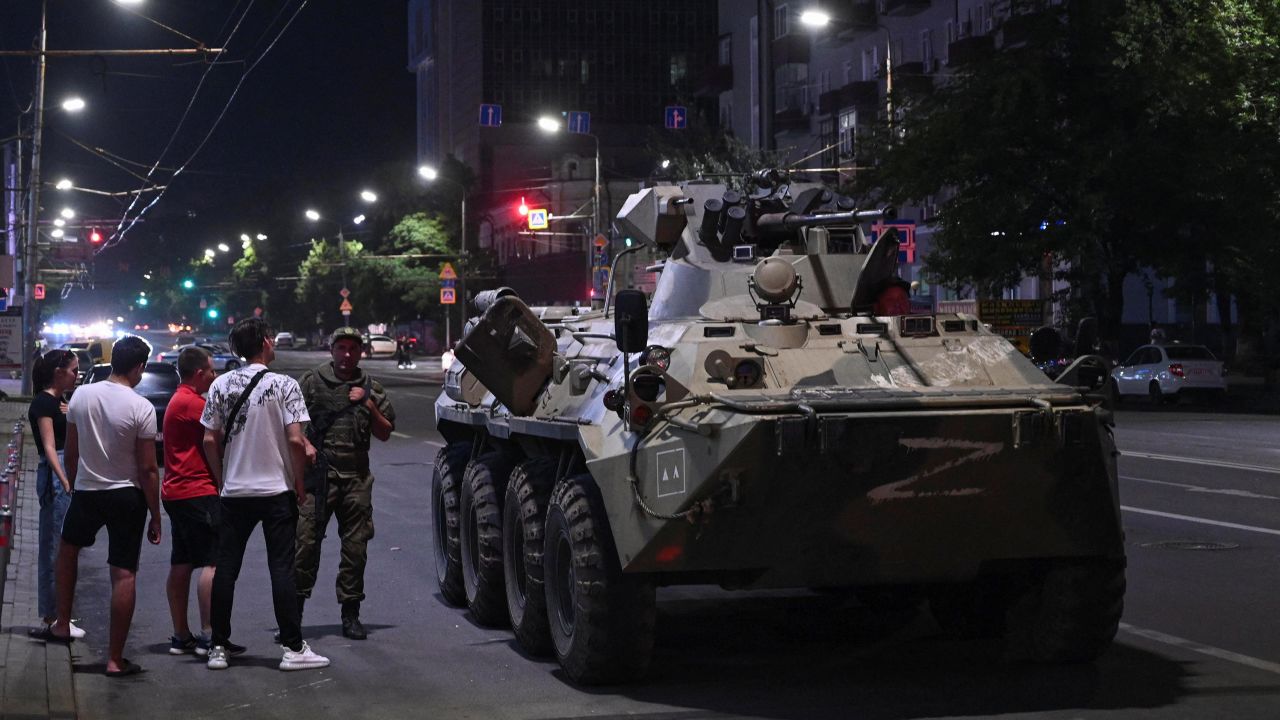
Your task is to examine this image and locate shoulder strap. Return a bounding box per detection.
[222,369,269,449]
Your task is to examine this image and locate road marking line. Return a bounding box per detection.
[1121,505,1280,537]
[390,431,412,439]
[397,391,436,399]
[1120,451,1280,475]
[1119,623,1280,677]
[1121,475,1280,501]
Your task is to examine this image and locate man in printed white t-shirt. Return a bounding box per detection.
[200,318,329,672]
[51,335,161,678]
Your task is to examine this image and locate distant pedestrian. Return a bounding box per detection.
[295,326,394,640]
[50,336,161,679]
[162,346,221,657]
[27,349,85,640]
[201,318,329,671]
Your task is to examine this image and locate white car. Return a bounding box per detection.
[274,331,294,348]
[1111,343,1226,403]
[364,335,397,356]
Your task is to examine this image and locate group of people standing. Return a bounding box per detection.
[28,319,394,676]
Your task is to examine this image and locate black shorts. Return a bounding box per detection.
[163,495,221,567]
[61,487,148,571]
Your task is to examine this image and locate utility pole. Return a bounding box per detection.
[20,1,48,396]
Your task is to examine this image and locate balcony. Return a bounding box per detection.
[697,64,733,96]
[891,60,934,95]
[773,107,810,133]
[947,35,994,67]
[878,0,929,17]
[772,32,811,65]
[818,80,879,116]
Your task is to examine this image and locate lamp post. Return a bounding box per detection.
[536,116,602,303]
[799,5,894,134]
[418,164,468,347]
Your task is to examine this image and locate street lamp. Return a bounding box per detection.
[59,207,74,219]
[217,242,230,252]
[54,178,72,190]
[799,8,831,28]
[60,97,86,113]
[536,115,602,303]
[203,248,216,259]
[419,163,467,346]
[359,189,378,203]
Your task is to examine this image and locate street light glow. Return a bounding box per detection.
[113,0,145,5]
[360,190,378,203]
[61,97,86,112]
[217,242,230,252]
[799,8,831,28]
[256,233,267,240]
[418,165,439,181]
[305,209,321,221]
[353,214,366,225]
[660,159,671,169]
[204,248,216,259]
[55,178,72,190]
[51,228,64,239]
[53,218,65,228]
[536,116,561,133]
[240,233,251,243]
[59,208,74,219]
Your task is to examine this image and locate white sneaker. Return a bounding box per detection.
[279,641,329,671]
[68,621,86,639]
[206,645,229,670]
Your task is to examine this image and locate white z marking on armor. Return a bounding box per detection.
[867,437,1003,504]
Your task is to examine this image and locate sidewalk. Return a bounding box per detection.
[0,399,77,719]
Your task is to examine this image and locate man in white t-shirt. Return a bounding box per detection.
[50,336,161,678]
[200,318,329,672]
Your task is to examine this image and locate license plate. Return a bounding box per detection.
[1189,368,1213,376]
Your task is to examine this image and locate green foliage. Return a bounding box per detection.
[857,0,1280,343]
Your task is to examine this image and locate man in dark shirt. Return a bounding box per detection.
[162,346,225,656]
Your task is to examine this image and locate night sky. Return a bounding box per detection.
[1,0,415,318]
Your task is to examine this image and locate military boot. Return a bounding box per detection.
[341,601,367,640]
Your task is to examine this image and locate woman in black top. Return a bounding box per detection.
[28,348,85,638]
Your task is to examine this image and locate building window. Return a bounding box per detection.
[820,118,835,164]
[860,50,872,81]
[838,109,857,157]
[921,29,933,70]
[719,35,732,66]
[819,69,831,96]
[670,54,688,86]
[774,4,789,39]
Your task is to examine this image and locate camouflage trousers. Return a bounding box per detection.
[294,471,374,605]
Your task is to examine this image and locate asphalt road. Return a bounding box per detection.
[60,360,1280,719]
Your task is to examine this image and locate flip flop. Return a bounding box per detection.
[105,659,144,678]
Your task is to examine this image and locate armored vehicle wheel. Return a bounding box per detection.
[503,458,558,656]
[544,473,655,685]
[1006,558,1125,663]
[929,577,1020,639]
[432,442,471,607]
[460,452,515,627]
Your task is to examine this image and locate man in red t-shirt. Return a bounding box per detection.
[162,346,223,656]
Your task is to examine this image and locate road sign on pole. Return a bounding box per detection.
[527,208,549,230]
[439,262,457,280]
[664,105,688,130]
[441,287,456,305]
[339,298,353,313]
[479,103,503,128]
[339,287,350,298]
[567,110,590,134]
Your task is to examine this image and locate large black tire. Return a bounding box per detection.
[460,452,515,627]
[431,442,471,607]
[928,576,1020,639]
[503,458,558,656]
[544,474,655,685]
[1006,558,1126,663]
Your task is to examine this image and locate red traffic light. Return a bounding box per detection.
[517,196,529,216]
[88,228,103,245]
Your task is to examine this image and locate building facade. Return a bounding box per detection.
[408,0,718,304]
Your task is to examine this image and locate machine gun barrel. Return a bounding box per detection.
[755,206,896,230]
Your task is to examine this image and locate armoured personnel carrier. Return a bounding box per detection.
[432,171,1125,684]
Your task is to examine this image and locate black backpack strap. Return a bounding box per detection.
[222,369,269,450]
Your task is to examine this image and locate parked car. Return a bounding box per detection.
[364,334,396,356]
[1110,343,1227,403]
[70,349,94,385]
[61,338,114,364]
[85,361,180,458]
[155,343,243,371]
[274,331,295,348]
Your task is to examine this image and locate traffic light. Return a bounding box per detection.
[207,308,219,319]
[88,227,103,246]
[517,196,529,216]
[181,278,195,290]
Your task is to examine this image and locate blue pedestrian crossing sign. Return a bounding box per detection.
[479,103,502,128]
[567,111,590,135]
[527,208,549,230]
[664,105,688,130]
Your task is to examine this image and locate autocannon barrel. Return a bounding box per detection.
[754,206,896,231]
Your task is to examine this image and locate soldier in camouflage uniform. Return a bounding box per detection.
[295,327,394,640]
